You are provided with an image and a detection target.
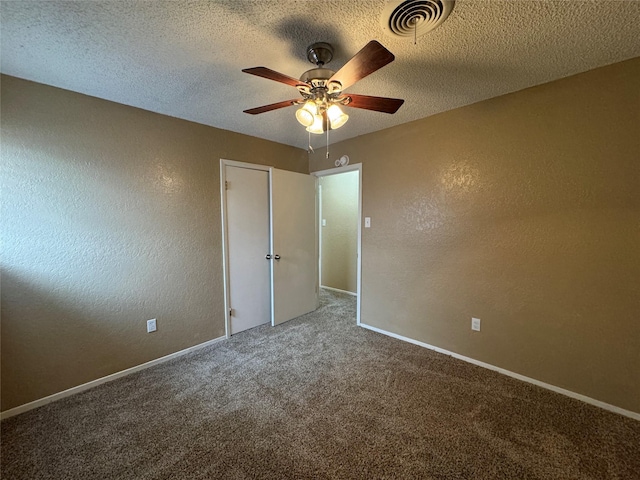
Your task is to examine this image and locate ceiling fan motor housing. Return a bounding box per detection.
[299,67,335,85]
[301,43,343,99]
[299,58,345,104]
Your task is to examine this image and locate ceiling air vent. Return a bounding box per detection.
[381,0,455,39]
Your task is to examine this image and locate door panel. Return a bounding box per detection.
[271,169,318,325]
[225,166,271,334]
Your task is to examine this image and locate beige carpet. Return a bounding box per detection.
[2,289,639,479]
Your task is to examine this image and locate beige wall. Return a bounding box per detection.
[310,58,640,413]
[0,75,307,411]
[320,171,359,293]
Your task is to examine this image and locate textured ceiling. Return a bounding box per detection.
[1,1,639,150]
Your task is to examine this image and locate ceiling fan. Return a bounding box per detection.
[242,41,404,134]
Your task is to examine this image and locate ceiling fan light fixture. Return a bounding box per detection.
[242,40,404,141]
[295,101,317,127]
[327,104,349,130]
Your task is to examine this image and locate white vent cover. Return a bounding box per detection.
[381,0,455,38]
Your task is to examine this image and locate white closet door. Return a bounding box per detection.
[270,169,318,325]
[225,165,271,334]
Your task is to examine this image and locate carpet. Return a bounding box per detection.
[2,289,639,479]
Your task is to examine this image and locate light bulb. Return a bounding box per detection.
[327,104,349,130]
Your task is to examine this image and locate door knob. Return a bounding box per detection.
[265,254,272,260]
[274,254,281,260]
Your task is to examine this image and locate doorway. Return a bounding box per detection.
[313,164,362,324]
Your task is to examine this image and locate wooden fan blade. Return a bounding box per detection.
[328,41,395,92]
[243,99,299,115]
[242,67,306,88]
[345,94,404,114]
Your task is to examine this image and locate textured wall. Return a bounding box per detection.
[310,58,640,413]
[320,171,359,293]
[0,75,307,411]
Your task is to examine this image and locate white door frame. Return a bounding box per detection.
[312,163,363,325]
[220,159,272,338]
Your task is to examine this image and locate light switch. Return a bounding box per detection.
[365,217,371,228]
[322,219,326,226]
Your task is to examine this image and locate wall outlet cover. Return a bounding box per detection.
[471,317,481,331]
[147,318,157,333]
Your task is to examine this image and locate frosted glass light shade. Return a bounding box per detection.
[327,104,349,129]
[306,114,324,134]
[295,101,317,127]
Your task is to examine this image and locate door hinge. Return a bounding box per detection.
[225,180,229,190]
[229,308,233,317]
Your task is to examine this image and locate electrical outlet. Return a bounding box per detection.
[471,317,481,332]
[365,217,371,228]
[147,318,157,333]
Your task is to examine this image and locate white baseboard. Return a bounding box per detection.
[1,336,226,420]
[321,285,357,296]
[359,323,639,421]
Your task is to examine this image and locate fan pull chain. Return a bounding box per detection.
[308,130,314,153]
[413,17,417,45]
[326,126,330,159]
